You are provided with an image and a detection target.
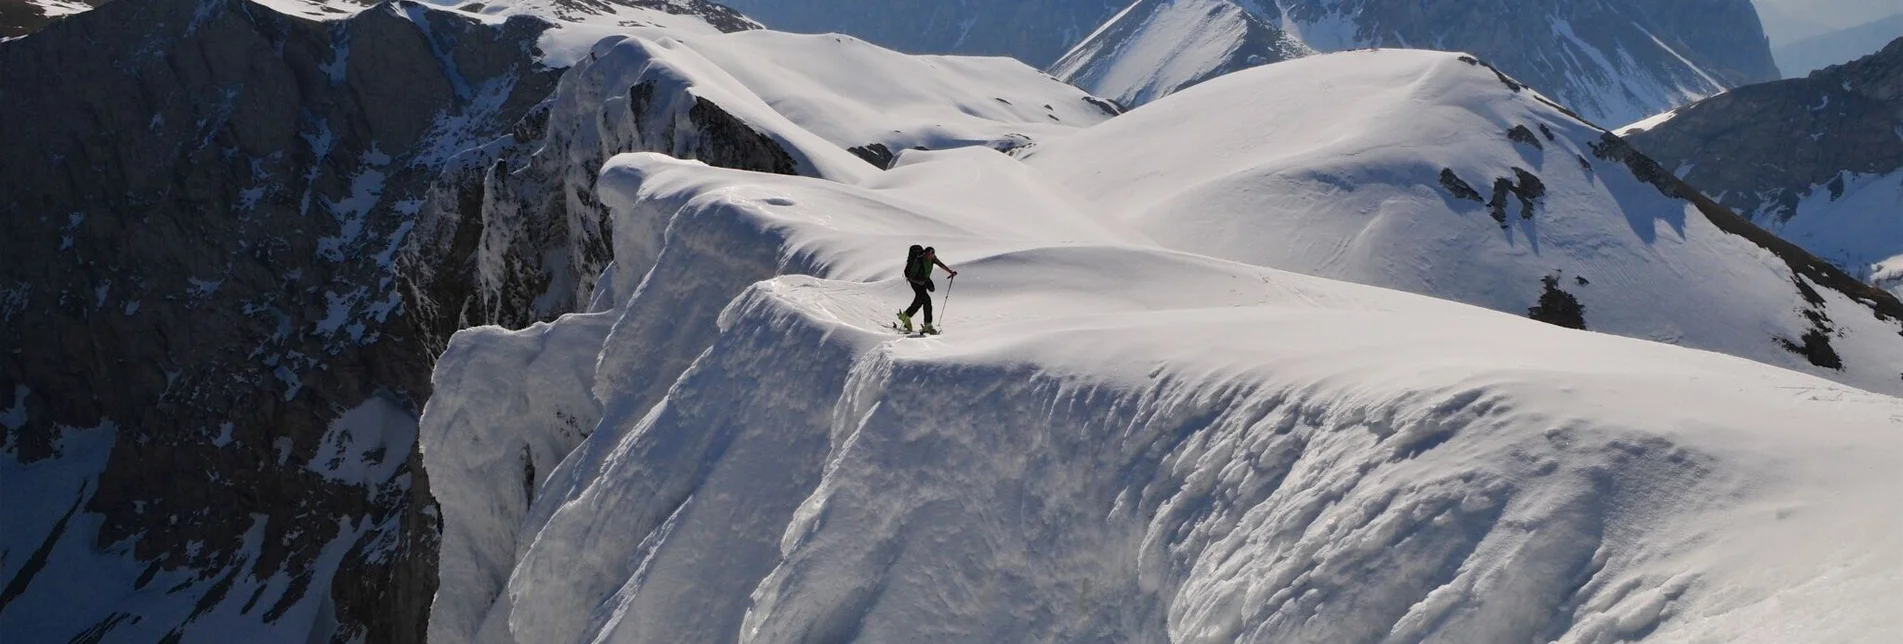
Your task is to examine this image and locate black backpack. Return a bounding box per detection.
[904,245,930,282]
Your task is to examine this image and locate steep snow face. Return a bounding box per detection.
[1022,50,1903,395]
[423,145,1903,644]
[400,27,1118,352]
[1051,0,1312,107]
[1623,38,1903,290]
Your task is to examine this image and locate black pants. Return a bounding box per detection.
[905,280,932,323]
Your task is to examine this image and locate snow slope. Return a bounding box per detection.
[419,41,1903,644]
[1050,0,1312,107]
[1752,169,1903,285]
[1022,49,1903,396]
[423,152,1903,644]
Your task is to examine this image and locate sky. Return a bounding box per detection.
[1753,0,1903,43]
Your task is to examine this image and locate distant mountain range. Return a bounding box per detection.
[718,0,1778,125]
[1774,13,1903,78]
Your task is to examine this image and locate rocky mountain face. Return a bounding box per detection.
[398,40,826,354]
[1050,0,1312,107]
[0,0,562,639]
[0,0,762,640]
[1623,38,1903,291]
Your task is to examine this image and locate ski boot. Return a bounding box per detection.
[896,311,914,333]
[921,323,939,335]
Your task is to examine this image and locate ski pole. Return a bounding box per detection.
[940,274,954,328]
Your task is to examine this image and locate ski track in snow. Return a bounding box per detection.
[415,37,1903,644]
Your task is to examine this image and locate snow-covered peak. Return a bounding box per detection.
[1050,0,1313,107]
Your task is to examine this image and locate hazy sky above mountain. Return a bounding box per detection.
[1754,0,1903,43]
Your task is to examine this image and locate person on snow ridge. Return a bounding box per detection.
[898,244,956,334]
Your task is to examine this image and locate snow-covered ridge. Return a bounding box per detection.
[399,27,1118,351]
[421,42,1903,643]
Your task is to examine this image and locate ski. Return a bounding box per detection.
[888,322,939,336]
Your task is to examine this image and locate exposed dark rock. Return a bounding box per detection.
[1439,168,1483,202]
[1528,274,1587,329]
[1508,124,1544,149]
[1778,321,1844,370]
[401,74,813,356]
[1083,96,1123,117]
[1459,55,1525,92]
[1511,168,1546,218]
[689,97,801,175]
[1484,168,1545,225]
[849,142,896,168]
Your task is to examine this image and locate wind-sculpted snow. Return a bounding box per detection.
[1023,49,1903,395]
[423,147,1903,643]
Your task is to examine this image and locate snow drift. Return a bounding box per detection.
[418,42,1903,643]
